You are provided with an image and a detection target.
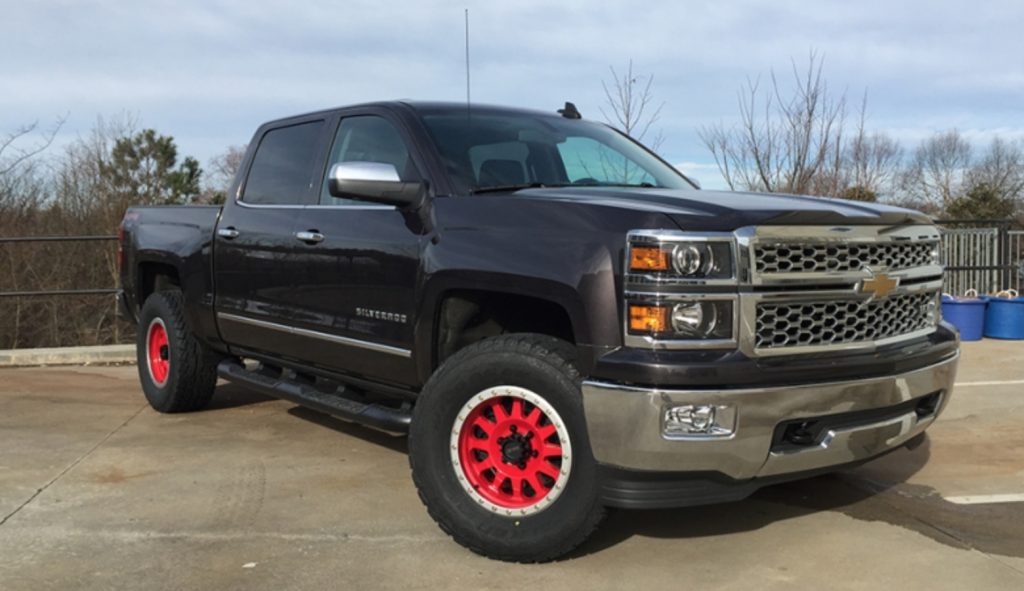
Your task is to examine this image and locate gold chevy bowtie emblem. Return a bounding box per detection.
[859,269,899,299]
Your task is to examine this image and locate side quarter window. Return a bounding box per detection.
[320,116,419,205]
[242,120,325,205]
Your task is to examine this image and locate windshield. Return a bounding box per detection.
[417,108,695,195]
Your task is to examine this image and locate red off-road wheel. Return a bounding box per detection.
[451,385,572,515]
[409,334,605,562]
[136,290,218,413]
[145,318,171,387]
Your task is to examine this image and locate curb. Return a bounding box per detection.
[0,344,136,368]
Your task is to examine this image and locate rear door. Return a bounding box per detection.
[214,118,329,358]
[288,111,426,386]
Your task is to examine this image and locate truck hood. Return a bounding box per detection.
[511,187,931,231]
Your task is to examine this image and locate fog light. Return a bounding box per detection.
[663,404,737,439]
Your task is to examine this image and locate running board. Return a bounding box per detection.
[216,359,411,434]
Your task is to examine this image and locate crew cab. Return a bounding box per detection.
[119,101,960,562]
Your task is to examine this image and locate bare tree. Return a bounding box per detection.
[967,137,1024,203]
[0,119,64,178]
[0,122,59,349]
[899,130,973,212]
[700,52,851,195]
[600,60,665,149]
[200,144,247,203]
[54,114,139,233]
[839,95,903,200]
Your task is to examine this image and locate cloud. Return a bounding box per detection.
[2,0,1023,173]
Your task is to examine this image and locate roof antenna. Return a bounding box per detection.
[558,102,581,119]
[464,9,471,109]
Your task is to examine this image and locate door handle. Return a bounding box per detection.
[295,230,325,244]
[217,227,240,239]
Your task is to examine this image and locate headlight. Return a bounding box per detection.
[624,231,739,349]
[628,300,735,341]
[628,238,734,280]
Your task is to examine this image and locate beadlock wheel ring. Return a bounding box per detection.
[450,386,573,517]
[146,318,170,387]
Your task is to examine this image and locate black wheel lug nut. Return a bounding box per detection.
[510,425,517,433]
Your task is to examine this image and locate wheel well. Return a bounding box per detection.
[138,263,181,305]
[435,290,575,367]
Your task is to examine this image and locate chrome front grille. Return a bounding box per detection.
[754,291,939,350]
[754,241,936,274]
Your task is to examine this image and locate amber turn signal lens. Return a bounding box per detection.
[630,246,670,272]
[629,304,669,333]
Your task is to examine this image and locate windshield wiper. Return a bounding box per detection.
[471,183,568,195]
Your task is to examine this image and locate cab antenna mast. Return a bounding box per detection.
[464,8,471,107]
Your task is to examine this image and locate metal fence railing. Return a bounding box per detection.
[0,234,124,348]
[1009,230,1024,294]
[0,235,119,298]
[937,220,1022,296]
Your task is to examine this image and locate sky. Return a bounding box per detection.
[2,0,1022,190]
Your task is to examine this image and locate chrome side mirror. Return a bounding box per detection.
[327,162,424,207]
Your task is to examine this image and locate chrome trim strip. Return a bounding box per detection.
[234,200,396,211]
[217,312,412,358]
[749,224,941,241]
[305,204,396,210]
[750,265,944,287]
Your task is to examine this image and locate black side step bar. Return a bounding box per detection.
[216,359,411,434]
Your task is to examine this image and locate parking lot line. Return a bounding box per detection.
[955,379,1024,387]
[944,494,1024,505]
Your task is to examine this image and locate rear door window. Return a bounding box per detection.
[243,121,325,205]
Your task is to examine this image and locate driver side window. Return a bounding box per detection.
[320,116,419,205]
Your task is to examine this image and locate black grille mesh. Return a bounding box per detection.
[754,242,935,274]
[755,292,937,349]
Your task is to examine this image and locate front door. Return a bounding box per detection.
[289,113,425,386]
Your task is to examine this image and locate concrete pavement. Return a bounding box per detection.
[0,344,135,368]
[1,342,1023,590]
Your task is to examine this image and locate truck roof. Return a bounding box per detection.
[258,101,570,129]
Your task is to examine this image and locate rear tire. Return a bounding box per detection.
[409,334,605,562]
[136,290,218,413]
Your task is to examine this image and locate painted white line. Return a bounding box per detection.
[955,379,1024,387]
[944,493,1024,505]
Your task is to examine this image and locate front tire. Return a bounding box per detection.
[409,334,605,562]
[136,290,218,413]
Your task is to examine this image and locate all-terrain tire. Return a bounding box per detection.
[136,290,218,413]
[409,334,606,562]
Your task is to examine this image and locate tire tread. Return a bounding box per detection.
[138,290,217,413]
[409,333,605,563]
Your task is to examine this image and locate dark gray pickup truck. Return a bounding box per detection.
[119,101,960,561]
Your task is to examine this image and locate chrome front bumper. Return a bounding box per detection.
[581,353,958,480]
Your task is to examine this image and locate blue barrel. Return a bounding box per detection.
[984,297,1024,339]
[941,295,987,341]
